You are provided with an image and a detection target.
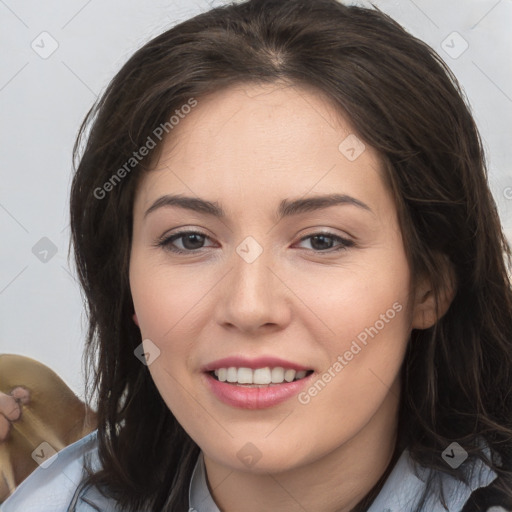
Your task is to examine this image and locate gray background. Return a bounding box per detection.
[1,0,511,400]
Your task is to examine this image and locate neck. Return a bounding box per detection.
[203,379,401,512]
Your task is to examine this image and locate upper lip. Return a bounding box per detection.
[202,356,312,372]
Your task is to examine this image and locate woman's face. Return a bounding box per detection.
[130,82,419,473]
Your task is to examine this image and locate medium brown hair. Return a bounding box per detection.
[70,0,512,510]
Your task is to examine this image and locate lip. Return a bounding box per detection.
[201,356,311,372]
[203,371,315,409]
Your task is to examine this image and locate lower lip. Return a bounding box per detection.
[203,372,314,409]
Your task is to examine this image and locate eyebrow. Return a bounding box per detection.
[143,193,372,220]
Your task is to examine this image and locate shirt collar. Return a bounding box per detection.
[188,448,498,512]
[189,452,221,512]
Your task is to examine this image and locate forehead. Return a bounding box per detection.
[161,81,354,161]
[133,81,391,219]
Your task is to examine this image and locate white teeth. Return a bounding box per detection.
[226,367,238,383]
[271,367,285,383]
[253,367,272,384]
[284,369,296,382]
[211,366,309,385]
[237,367,253,384]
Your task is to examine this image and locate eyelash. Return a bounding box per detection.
[155,230,354,255]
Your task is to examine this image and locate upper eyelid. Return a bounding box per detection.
[164,229,214,243]
[161,229,353,249]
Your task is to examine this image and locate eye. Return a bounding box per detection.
[155,230,354,255]
[295,232,354,252]
[156,230,214,254]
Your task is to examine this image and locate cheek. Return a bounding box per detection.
[297,259,411,416]
[293,249,413,414]
[291,252,411,346]
[129,255,213,341]
[129,258,205,425]
[129,255,219,418]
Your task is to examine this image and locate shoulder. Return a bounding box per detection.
[0,429,120,512]
[368,444,509,512]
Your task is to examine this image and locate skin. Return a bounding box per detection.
[129,81,448,512]
[0,390,25,441]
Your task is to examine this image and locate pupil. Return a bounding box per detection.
[183,233,204,250]
[312,235,332,250]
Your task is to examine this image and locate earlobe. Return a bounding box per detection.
[411,287,438,329]
[133,313,139,327]
[411,256,456,330]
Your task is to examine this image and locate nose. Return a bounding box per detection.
[215,247,292,334]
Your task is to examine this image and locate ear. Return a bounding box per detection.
[132,313,140,327]
[411,255,456,330]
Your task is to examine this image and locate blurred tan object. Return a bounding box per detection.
[0,354,97,502]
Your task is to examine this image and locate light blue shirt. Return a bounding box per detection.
[0,429,502,512]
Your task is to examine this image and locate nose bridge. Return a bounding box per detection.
[233,243,271,296]
[217,236,289,331]
[231,237,274,305]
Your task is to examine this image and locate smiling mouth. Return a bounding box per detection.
[208,367,314,387]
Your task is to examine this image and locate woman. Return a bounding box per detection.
[2,0,512,510]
